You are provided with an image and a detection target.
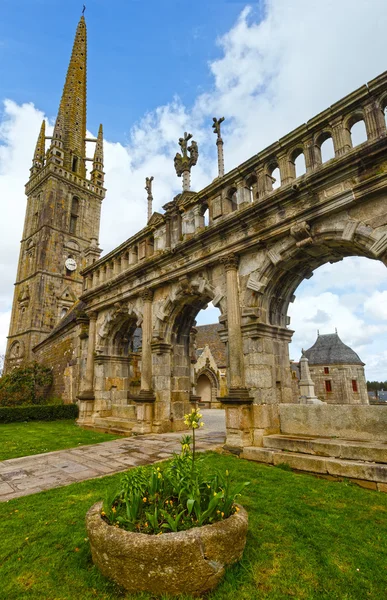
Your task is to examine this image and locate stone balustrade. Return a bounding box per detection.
[82,71,387,291]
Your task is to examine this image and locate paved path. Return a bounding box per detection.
[0,409,226,502]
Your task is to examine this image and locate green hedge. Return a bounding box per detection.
[0,404,79,424]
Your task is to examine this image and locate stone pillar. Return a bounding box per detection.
[331,117,352,156]
[177,212,182,240]
[217,138,225,177]
[182,170,190,192]
[165,215,171,248]
[220,254,253,449]
[77,312,97,423]
[278,152,292,186]
[363,100,387,141]
[299,352,324,404]
[138,290,155,401]
[303,136,317,172]
[151,341,173,432]
[132,290,155,434]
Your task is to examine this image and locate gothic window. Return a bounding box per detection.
[352,380,358,392]
[72,156,78,173]
[60,307,69,319]
[324,367,329,374]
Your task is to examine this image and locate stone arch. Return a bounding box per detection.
[155,275,225,342]
[251,224,385,328]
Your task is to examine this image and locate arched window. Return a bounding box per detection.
[245,174,257,202]
[269,165,281,190]
[227,187,238,212]
[72,156,78,173]
[203,207,209,227]
[60,307,68,319]
[346,114,367,147]
[290,149,306,179]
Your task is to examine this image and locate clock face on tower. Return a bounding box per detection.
[65,258,77,272]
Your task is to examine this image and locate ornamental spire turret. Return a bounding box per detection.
[30,119,46,176]
[48,15,87,177]
[90,124,104,187]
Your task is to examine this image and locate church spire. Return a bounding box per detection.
[49,15,87,177]
[30,119,46,175]
[90,124,104,187]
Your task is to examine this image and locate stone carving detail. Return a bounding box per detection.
[267,248,282,265]
[290,221,313,247]
[220,254,239,271]
[370,233,387,257]
[141,289,154,302]
[174,132,199,177]
[342,220,359,242]
[247,274,268,294]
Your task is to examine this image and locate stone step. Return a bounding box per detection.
[263,434,387,464]
[241,446,387,490]
[93,416,136,435]
[111,404,136,420]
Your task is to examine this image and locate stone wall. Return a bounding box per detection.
[33,322,82,403]
[279,404,387,442]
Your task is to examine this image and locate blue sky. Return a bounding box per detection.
[0,0,248,142]
[1,0,387,379]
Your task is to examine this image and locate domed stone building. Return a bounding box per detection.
[303,332,368,405]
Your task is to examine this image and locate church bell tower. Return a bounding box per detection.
[5,14,105,371]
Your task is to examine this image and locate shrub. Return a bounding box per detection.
[0,404,78,423]
[0,362,53,407]
[102,409,249,534]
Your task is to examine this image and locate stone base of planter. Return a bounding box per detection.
[86,501,248,596]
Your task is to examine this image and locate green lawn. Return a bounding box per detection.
[0,420,122,461]
[1,452,386,599]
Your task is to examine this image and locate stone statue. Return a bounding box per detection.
[145,176,154,197]
[174,132,199,178]
[212,116,225,140]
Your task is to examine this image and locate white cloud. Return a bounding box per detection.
[1,1,387,379]
[364,291,387,321]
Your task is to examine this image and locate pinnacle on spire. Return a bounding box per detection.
[31,120,46,174]
[91,124,104,187]
[49,15,87,177]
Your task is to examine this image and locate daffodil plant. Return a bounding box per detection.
[183,407,204,468]
[101,423,249,535]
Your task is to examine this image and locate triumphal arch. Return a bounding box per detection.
[69,73,387,448]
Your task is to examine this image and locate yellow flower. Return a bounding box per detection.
[145,522,148,527]
[221,512,224,517]
[101,511,106,517]
[143,497,147,503]
[111,506,116,513]
[200,422,204,427]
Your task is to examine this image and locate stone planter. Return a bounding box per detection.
[86,501,248,596]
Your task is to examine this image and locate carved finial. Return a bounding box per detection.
[174,132,199,192]
[335,327,338,334]
[145,176,154,223]
[212,117,225,177]
[317,329,320,336]
[82,4,86,15]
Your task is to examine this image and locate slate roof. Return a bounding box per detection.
[303,332,365,366]
[195,324,227,368]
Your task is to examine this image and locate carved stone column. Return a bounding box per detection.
[132,290,155,434]
[77,311,97,412]
[363,100,387,140]
[165,215,171,248]
[138,290,155,402]
[331,117,352,156]
[221,254,252,403]
[217,137,225,177]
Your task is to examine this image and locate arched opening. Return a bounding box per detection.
[245,174,257,203]
[287,256,387,405]
[196,373,212,406]
[290,148,306,179]
[315,132,335,164]
[347,115,368,147]
[60,307,68,319]
[226,187,238,212]
[268,164,281,190]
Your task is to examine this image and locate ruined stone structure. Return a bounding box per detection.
[303,332,368,404]
[5,17,387,465]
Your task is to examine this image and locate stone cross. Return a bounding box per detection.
[174,132,199,192]
[212,117,225,177]
[145,176,154,223]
